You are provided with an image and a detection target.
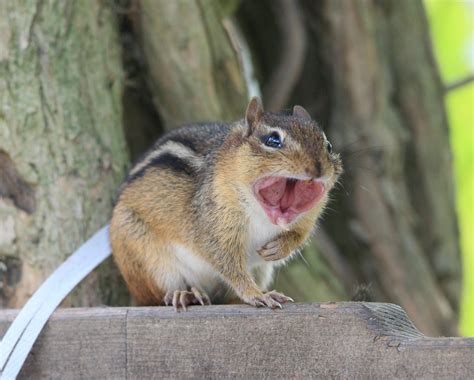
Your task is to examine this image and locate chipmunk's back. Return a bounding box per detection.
[124,122,234,187]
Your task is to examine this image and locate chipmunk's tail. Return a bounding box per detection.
[0,225,111,380]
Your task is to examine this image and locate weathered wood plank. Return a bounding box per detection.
[0,303,472,379]
[0,308,127,380]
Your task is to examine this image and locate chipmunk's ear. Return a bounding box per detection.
[293,105,312,120]
[245,96,263,135]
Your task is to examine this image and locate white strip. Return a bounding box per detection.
[222,18,262,99]
[129,141,203,178]
[0,225,111,379]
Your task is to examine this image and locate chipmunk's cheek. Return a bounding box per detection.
[253,177,325,227]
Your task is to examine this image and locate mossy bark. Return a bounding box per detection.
[0,1,129,307]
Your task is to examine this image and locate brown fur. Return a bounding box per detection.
[110,97,342,307]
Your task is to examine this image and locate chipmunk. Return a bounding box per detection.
[110,97,342,310]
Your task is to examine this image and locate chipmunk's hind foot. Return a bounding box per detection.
[164,287,211,311]
[244,290,294,309]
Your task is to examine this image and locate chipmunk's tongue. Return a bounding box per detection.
[254,176,325,228]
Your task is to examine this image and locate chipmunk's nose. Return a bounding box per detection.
[306,162,322,179]
[315,162,323,177]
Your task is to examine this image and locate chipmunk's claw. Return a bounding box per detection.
[258,240,287,261]
[164,287,211,311]
[163,291,173,306]
[243,290,292,309]
[267,290,294,303]
[191,286,211,306]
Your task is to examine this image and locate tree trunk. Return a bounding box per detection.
[138,0,248,128]
[239,0,460,336]
[0,1,129,308]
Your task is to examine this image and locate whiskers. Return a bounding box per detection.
[296,249,310,267]
[336,137,390,162]
[331,139,393,198]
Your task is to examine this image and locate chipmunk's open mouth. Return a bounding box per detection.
[253,176,325,228]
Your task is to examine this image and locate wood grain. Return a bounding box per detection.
[0,303,472,379]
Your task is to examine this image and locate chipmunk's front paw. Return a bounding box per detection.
[258,240,288,261]
[163,287,211,312]
[242,290,294,309]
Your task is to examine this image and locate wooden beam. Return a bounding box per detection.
[0,303,472,379]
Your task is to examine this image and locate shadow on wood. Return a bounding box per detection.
[0,303,472,379]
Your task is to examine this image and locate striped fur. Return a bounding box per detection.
[110,98,342,308]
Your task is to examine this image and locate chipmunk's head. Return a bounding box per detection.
[242,97,342,228]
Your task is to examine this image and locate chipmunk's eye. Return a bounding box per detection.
[326,141,333,154]
[265,132,282,148]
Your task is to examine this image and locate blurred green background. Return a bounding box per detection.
[425,0,474,336]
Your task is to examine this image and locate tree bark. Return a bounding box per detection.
[138,0,248,129]
[0,1,129,308]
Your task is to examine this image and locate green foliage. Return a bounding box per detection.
[425,0,474,336]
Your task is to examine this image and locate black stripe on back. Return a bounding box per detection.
[127,152,195,184]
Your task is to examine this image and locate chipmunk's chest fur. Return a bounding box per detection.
[171,245,221,295]
[245,196,283,268]
[163,200,283,298]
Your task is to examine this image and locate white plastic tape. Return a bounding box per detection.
[0,225,111,380]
